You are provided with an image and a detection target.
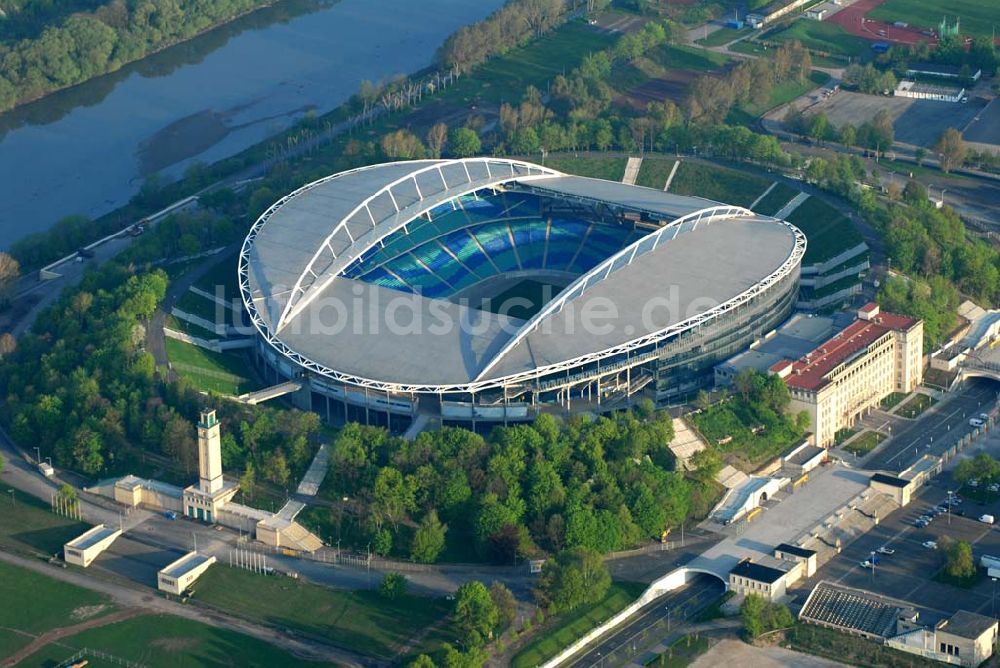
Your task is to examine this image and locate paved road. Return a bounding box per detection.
[863,378,1000,473]
[562,574,725,668]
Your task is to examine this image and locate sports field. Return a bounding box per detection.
[479,279,568,320]
[867,0,997,39]
[764,20,870,57]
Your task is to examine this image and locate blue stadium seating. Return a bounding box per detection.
[350,190,650,299]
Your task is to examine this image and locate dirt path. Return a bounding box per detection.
[1,608,146,667]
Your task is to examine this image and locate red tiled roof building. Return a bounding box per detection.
[769,303,923,446]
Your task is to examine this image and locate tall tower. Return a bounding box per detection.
[197,409,223,494]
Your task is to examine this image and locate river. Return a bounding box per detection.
[0,0,505,249]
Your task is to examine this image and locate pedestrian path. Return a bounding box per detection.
[663,160,681,191]
[622,156,643,185]
[749,182,777,210]
[773,192,809,219]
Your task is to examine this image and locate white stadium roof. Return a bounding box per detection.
[240,158,805,392]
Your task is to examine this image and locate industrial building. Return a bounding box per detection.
[240,158,805,429]
[801,581,998,667]
[769,303,923,447]
[157,551,216,595]
[63,525,122,568]
[895,81,966,103]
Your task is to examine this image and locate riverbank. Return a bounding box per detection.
[1,0,292,113]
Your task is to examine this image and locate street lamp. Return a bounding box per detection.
[871,550,877,582]
[992,577,997,618]
[7,489,13,506]
[33,447,40,464]
[948,490,953,525]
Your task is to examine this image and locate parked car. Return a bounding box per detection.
[860,560,874,568]
[970,418,985,428]
[915,519,929,528]
[969,479,981,488]
[980,514,995,525]
[38,462,54,477]
[163,511,177,520]
[989,483,1000,493]
[877,546,895,555]
[923,540,938,549]
[979,413,990,421]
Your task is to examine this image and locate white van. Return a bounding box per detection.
[980,514,995,525]
[38,462,54,477]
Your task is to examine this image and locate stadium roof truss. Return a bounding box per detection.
[273,158,559,331]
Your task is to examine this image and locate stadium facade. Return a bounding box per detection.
[239,158,805,429]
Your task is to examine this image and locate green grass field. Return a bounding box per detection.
[751,182,799,215]
[194,566,455,660]
[897,393,936,419]
[165,313,220,340]
[175,290,226,324]
[729,70,831,124]
[512,582,646,668]
[634,156,677,190]
[18,614,338,668]
[763,20,870,57]
[783,196,863,264]
[0,562,335,667]
[543,155,627,181]
[667,162,772,208]
[644,634,712,667]
[695,26,753,47]
[164,338,255,395]
[868,0,997,40]
[844,431,885,456]
[192,251,241,303]
[0,492,91,557]
[0,562,115,634]
[441,21,616,106]
[647,43,730,72]
[478,278,568,320]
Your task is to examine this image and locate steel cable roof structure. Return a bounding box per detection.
[240,158,805,423]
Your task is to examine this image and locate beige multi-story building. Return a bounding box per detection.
[770,304,923,447]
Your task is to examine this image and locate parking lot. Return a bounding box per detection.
[792,453,1000,622]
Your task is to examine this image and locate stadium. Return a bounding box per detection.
[239,158,805,429]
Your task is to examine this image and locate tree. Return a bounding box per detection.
[454,581,499,644]
[449,127,481,158]
[934,128,966,173]
[944,538,975,579]
[872,108,894,148]
[407,656,436,668]
[0,251,20,308]
[0,453,4,474]
[239,461,256,501]
[381,129,425,159]
[0,333,16,358]
[379,572,407,600]
[411,509,448,563]
[741,593,766,639]
[489,582,517,631]
[373,527,393,556]
[427,122,448,158]
[536,547,610,612]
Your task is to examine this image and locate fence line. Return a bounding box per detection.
[60,647,148,668]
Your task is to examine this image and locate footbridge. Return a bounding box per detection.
[237,380,302,405]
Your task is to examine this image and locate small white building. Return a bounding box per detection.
[64,524,122,568]
[895,80,965,103]
[157,551,216,595]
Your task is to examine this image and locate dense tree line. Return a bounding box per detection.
[437,0,567,74]
[879,36,1000,80]
[0,212,317,485]
[327,404,726,563]
[0,0,280,110]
